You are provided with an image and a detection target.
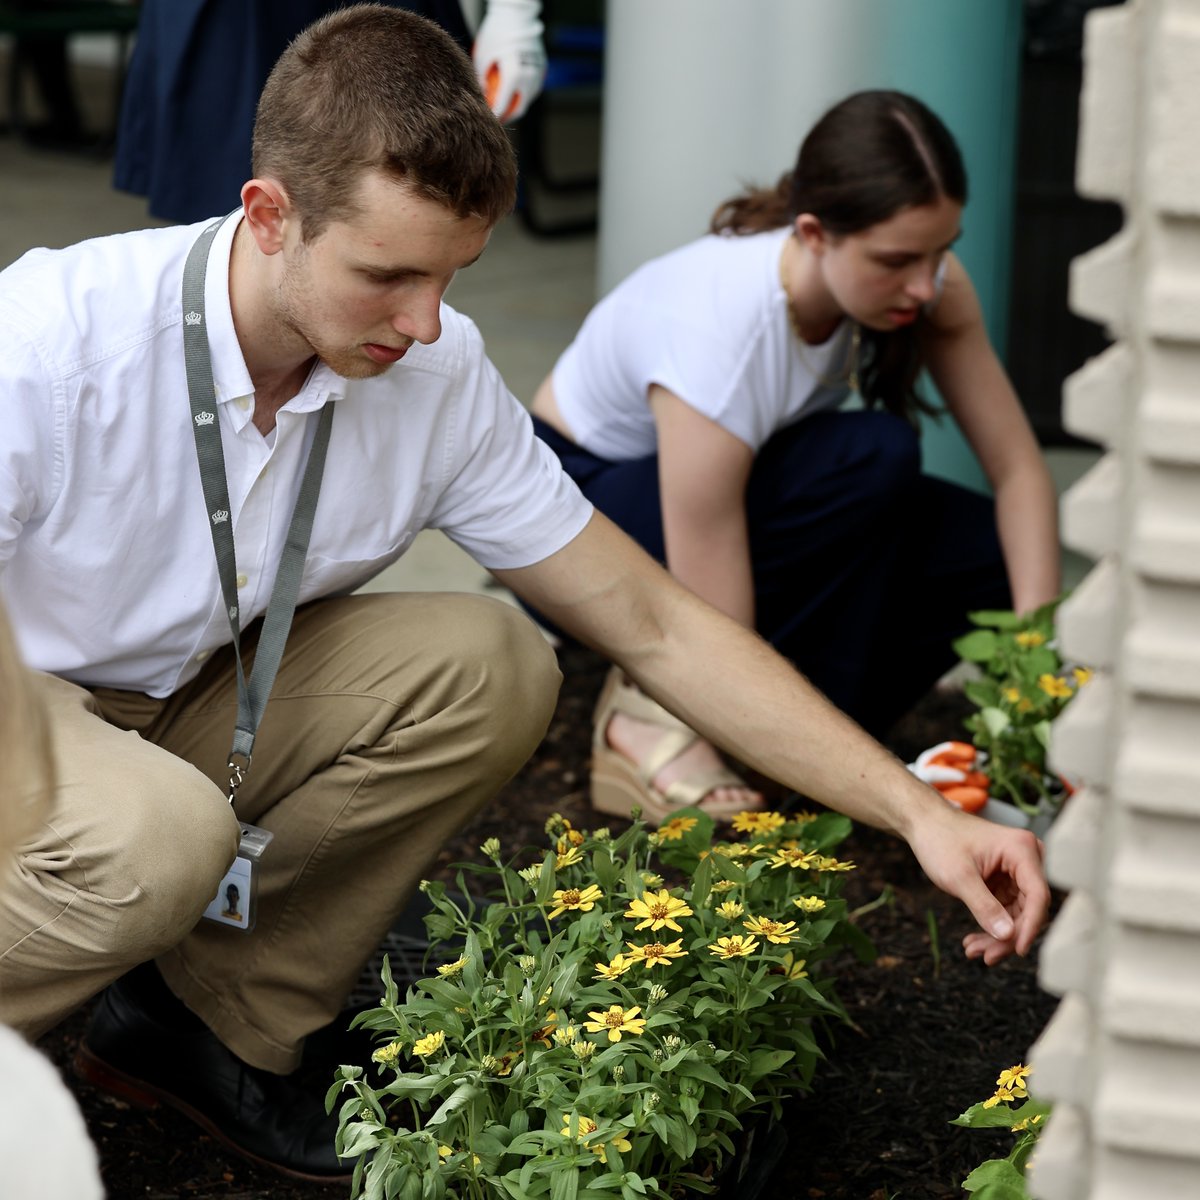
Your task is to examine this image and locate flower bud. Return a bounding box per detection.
[592,827,612,843]
[480,837,501,860]
[646,1093,660,1111]
[646,983,669,1006]
[518,954,538,975]
[572,1041,596,1061]
[612,1064,625,1082]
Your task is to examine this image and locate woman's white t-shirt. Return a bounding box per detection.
[552,227,855,461]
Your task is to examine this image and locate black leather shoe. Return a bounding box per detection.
[76,970,352,1182]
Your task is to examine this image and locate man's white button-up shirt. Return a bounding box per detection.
[0,214,592,697]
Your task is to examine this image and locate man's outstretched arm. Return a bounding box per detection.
[495,510,1049,964]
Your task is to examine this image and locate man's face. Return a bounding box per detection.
[274,172,492,379]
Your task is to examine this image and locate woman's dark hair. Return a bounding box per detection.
[710,90,968,422]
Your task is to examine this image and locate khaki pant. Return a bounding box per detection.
[0,593,560,1072]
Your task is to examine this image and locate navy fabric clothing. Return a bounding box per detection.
[113,0,473,223]
[532,409,1011,737]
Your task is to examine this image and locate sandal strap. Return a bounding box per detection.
[592,667,751,804]
[597,671,692,734]
[660,766,748,810]
[639,727,699,784]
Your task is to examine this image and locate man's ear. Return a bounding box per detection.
[794,213,829,257]
[240,178,295,256]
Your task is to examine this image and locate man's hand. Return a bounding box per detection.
[904,798,1049,964]
[473,0,546,122]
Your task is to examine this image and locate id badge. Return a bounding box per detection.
[202,823,274,932]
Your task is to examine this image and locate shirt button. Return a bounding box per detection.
[236,573,248,588]
[195,650,210,663]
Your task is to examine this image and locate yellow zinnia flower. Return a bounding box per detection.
[593,952,633,981]
[769,846,820,870]
[812,855,856,873]
[530,1010,558,1048]
[436,955,469,978]
[709,879,738,893]
[715,900,744,919]
[658,815,698,841]
[561,1113,599,1141]
[584,1003,647,1043]
[625,888,694,932]
[412,1030,445,1057]
[779,951,808,979]
[1004,686,1022,704]
[1015,630,1045,648]
[1038,673,1072,699]
[708,934,759,959]
[555,845,584,870]
[557,828,585,851]
[547,883,603,919]
[590,1133,633,1164]
[997,1064,1031,1098]
[793,896,826,913]
[1073,667,1093,686]
[743,915,798,944]
[371,1040,403,1067]
[730,810,787,834]
[625,938,687,968]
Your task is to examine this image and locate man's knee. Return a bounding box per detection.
[31,757,238,959]
[440,597,561,774]
[115,774,240,953]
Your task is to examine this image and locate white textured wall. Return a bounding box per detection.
[1029,2,1200,1198]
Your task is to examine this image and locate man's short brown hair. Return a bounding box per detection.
[252,3,517,241]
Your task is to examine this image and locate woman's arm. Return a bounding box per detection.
[649,383,757,627]
[919,254,1061,613]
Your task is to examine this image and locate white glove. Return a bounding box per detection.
[907,741,991,814]
[473,0,546,123]
[908,741,972,786]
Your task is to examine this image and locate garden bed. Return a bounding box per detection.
[39,644,1057,1200]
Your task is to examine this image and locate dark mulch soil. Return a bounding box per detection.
[40,644,1058,1200]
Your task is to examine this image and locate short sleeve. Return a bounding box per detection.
[425,325,593,570]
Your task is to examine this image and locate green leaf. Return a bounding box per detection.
[425,1080,480,1129]
[953,629,1000,662]
[746,1048,794,1078]
[592,848,620,891]
[550,1164,581,1200]
[970,609,1025,630]
[690,853,714,909]
[536,851,559,904]
[961,1157,1031,1198]
[981,707,1012,738]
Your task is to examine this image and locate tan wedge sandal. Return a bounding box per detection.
[589,667,759,827]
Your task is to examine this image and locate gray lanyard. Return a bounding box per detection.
[182,219,335,805]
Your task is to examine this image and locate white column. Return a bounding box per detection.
[1030,2,1200,1197]
[597,0,882,297]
